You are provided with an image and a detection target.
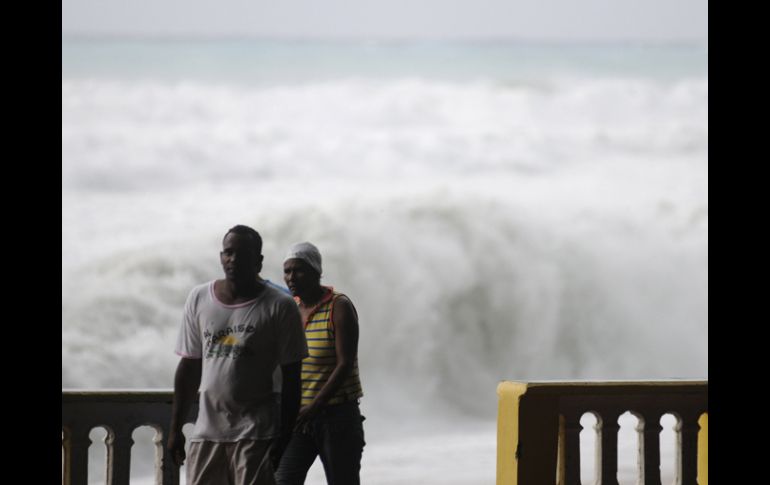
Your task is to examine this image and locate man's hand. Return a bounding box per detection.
[294,403,321,431]
[167,429,187,468]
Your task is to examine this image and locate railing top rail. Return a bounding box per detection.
[498,379,708,397]
[501,379,707,386]
[62,389,174,403]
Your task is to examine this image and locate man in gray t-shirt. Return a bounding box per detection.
[168,225,308,485]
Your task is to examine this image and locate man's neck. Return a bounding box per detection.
[219,277,263,304]
[299,285,327,308]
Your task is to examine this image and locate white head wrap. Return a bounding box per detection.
[284,241,322,275]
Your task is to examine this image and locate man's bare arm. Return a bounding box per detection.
[167,357,202,467]
[280,360,302,433]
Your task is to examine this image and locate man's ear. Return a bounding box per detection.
[256,254,264,272]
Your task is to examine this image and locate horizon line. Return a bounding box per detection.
[61,32,708,48]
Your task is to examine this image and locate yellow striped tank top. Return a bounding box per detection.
[301,290,363,406]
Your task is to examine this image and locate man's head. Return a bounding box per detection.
[221,225,264,281]
[283,241,322,297]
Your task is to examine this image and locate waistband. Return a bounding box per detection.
[315,400,361,418]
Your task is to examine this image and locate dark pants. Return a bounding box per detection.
[275,401,365,485]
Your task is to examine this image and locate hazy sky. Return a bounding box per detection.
[62,0,707,42]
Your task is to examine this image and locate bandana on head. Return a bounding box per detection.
[284,241,322,275]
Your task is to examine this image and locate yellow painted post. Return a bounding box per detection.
[496,382,529,485]
[697,413,708,485]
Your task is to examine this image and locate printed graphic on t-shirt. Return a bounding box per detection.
[204,324,257,359]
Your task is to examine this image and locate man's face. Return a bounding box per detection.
[220,233,260,281]
[283,258,316,297]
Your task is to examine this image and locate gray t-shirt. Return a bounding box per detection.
[175,280,308,442]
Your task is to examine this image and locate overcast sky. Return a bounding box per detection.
[62,0,707,42]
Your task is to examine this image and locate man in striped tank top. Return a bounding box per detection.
[275,242,365,485]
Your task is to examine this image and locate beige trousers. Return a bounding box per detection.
[187,439,274,485]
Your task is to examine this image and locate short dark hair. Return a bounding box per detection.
[224,225,263,255]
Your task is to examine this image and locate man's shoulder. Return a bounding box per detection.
[260,285,301,325]
[331,291,358,318]
[192,280,213,293]
[331,290,353,306]
[261,282,296,306]
[187,281,214,302]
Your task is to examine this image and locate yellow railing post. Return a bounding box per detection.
[496,381,527,485]
[698,413,708,485]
